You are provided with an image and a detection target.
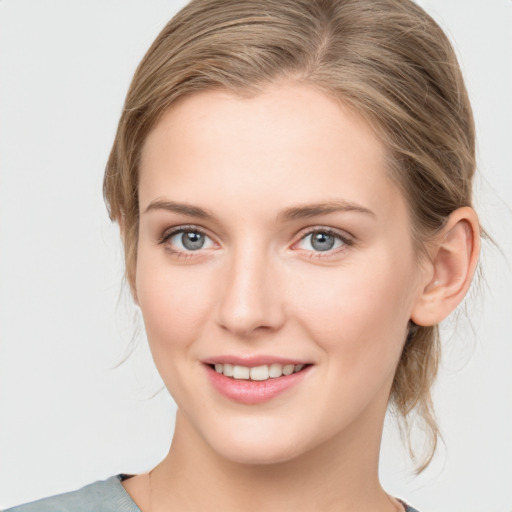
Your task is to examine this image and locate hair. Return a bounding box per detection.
[104,0,476,471]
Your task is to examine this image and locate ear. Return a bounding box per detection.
[411,207,480,327]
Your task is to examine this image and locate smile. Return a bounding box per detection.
[211,363,305,381]
[204,361,312,405]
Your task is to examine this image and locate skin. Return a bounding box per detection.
[122,83,479,511]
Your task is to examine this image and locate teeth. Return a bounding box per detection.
[232,365,250,379]
[282,364,294,376]
[268,363,283,378]
[250,365,269,381]
[212,363,306,381]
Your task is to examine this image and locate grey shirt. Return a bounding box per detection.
[3,474,420,512]
[3,475,139,512]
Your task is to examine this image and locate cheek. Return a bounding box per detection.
[135,252,216,356]
[289,251,416,369]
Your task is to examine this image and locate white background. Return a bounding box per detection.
[0,1,511,510]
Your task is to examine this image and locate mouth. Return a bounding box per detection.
[203,360,313,405]
[207,362,310,381]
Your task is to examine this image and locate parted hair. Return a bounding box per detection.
[104,0,476,471]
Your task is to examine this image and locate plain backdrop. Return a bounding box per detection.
[0,1,511,510]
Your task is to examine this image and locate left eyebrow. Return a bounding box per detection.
[276,200,376,222]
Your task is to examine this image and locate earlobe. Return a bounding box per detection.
[411,207,480,327]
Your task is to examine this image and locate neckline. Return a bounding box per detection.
[115,474,415,512]
[115,474,143,512]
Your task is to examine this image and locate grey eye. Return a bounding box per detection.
[310,232,336,251]
[182,231,205,250]
[170,230,211,251]
[296,230,346,253]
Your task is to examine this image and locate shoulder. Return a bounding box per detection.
[3,475,141,512]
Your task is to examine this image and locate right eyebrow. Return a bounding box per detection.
[143,200,214,219]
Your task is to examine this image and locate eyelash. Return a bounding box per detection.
[158,225,354,259]
[295,228,353,259]
[158,225,212,259]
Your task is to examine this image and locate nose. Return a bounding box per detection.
[215,245,285,338]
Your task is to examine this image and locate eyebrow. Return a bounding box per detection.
[143,199,375,221]
[144,200,213,218]
[276,200,376,222]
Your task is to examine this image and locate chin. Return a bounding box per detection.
[214,437,304,466]
[201,416,318,466]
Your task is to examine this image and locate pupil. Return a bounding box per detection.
[182,231,205,250]
[311,232,335,251]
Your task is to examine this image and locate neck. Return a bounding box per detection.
[150,410,398,512]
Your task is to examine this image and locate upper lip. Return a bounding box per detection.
[202,355,312,367]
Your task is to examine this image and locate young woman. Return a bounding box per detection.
[4,0,484,511]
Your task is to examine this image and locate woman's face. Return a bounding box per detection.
[136,83,428,464]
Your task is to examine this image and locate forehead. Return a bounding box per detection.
[139,83,403,223]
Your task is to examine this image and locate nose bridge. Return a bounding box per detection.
[216,240,283,336]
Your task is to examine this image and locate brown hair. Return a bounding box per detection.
[104,0,476,471]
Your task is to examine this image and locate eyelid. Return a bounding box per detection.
[292,226,354,257]
[158,224,218,253]
[295,225,354,242]
[158,224,208,243]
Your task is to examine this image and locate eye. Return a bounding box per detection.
[160,226,215,252]
[295,228,352,255]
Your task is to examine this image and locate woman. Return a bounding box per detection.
[3,0,485,510]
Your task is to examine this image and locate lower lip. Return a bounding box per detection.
[205,365,311,405]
